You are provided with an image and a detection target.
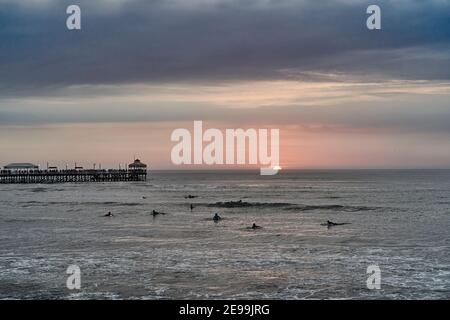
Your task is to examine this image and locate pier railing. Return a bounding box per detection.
[0,169,147,184]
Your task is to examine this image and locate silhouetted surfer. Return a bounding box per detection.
[185,195,198,199]
[213,213,222,221]
[322,220,350,227]
[190,204,194,211]
[251,223,262,229]
[152,210,166,216]
[104,212,113,217]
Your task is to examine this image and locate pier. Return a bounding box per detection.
[0,159,147,184]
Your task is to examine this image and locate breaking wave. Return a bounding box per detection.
[284,204,380,212]
[207,201,292,208]
[207,201,380,212]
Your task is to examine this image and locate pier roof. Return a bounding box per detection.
[4,163,39,169]
[129,159,147,169]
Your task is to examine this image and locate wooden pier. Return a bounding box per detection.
[0,169,147,184]
[0,159,148,184]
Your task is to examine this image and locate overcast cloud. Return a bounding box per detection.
[0,0,449,96]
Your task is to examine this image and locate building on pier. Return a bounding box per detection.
[128,159,147,170]
[4,163,39,171]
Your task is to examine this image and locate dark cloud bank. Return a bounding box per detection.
[0,0,449,95]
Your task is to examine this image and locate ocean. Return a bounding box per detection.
[0,170,449,299]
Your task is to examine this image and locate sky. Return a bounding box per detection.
[0,0,450,169]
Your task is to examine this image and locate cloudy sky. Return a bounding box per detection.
[1,0,450,169]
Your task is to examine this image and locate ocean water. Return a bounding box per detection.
[0,170,449,300]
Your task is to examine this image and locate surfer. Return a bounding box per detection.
[213,213,222,221]
[190,204,194,211]
[104,212,113,217]
[322,220,350,227]
[152,210,166,216]
[251,223,262,229]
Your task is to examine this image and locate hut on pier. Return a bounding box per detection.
[128,159,147,171]
[3,163,39,171]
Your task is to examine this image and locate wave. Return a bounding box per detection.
[284,204,380,212]
[12,187,67,193]
[208,201,293,208]
[20,201,142,207]
[207,201,380,212]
